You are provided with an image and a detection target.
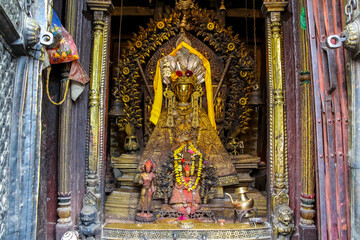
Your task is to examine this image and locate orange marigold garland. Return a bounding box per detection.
[173,142,203,191]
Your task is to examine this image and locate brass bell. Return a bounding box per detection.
[248,84,264,106]
[108,97,126,117]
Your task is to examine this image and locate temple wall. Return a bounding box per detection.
[0,34,18,240]
[0,0,54,239]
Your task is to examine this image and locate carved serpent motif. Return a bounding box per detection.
[113,4,254,134]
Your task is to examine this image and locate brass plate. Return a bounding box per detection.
[103,222,271,239]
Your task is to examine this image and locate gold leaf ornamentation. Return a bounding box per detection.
[122,95,130,103]
[227,42,235,51]
[135,40,142,48]
[123,67,130,75]
[157,21,165,29]
[239,97,247,106]
[207,22,215,31]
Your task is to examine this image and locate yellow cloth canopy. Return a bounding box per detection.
[149,42,216,130]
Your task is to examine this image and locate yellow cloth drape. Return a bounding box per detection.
[149,61,162,125]
[150,41,216,130]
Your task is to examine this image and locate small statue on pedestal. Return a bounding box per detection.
[170,143,203,215]
[136,160,156,222]
[170,164,202,215]
[273,204,294,240]
[79,192,100,240]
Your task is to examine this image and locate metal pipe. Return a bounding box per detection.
[136,58,154,102]
[213,55,233,102]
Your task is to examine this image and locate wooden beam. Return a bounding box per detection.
[111,34,265,43]
[112,6,264,18]
[225,8,264,18]
[113,6,154,16]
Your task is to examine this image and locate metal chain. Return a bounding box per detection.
[116,0,124,89]
[245,0,248,45]
[346,0,357,23]
[327,0,357,48]
[25,0,34,17]
[253,0,257,85]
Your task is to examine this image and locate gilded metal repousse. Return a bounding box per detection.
[103,223,272,240]
[114,4,255,139]
[263,1,293,239]
[82,1,113,238]
[266,10,289,210]
[175,0,195,10]
[86,5,111,194]
[273,204,294,240]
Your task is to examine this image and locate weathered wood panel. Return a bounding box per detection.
[282,1,303,239]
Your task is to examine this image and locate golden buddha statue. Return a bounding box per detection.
[140,41,238,204]
[215,93,224,121]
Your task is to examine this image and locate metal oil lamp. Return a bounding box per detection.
[226,187,254,210]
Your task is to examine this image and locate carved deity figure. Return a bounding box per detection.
[214,93,224,121]
[170,156,201,214]
[137,160,156,217]
[79,192,100,240]
[79,205,100,239]
[142,41,238,188]
[273,204,295,240]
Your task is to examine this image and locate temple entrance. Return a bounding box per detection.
[103,1,276,239]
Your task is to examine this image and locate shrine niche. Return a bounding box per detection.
[104,1,270,238]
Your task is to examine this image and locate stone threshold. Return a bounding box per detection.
[102,222,272,239]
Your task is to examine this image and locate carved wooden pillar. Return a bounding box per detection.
[56,67,72,239]
[79,1,113,239]
[262,1,294,239]
[298,1,316,238]
[56,1,80,237]
[299,71,316,235]
[86,0,113,197]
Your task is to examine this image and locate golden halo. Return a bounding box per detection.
[239,97,247,106]
[227,42,235,51]
[207,22,215,31]
[122,95,130,103]
[123,67,130,75]
[135,40,142,48]
[157,21,165,29]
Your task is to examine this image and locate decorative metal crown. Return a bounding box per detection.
[161,47,206,87]
[175,0,195,10]
[171,69,197,87]
[176,75,197,86]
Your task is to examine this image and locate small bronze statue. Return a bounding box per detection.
[215,92,224,122]
[273,204,294,240]
[136,160,156,222]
